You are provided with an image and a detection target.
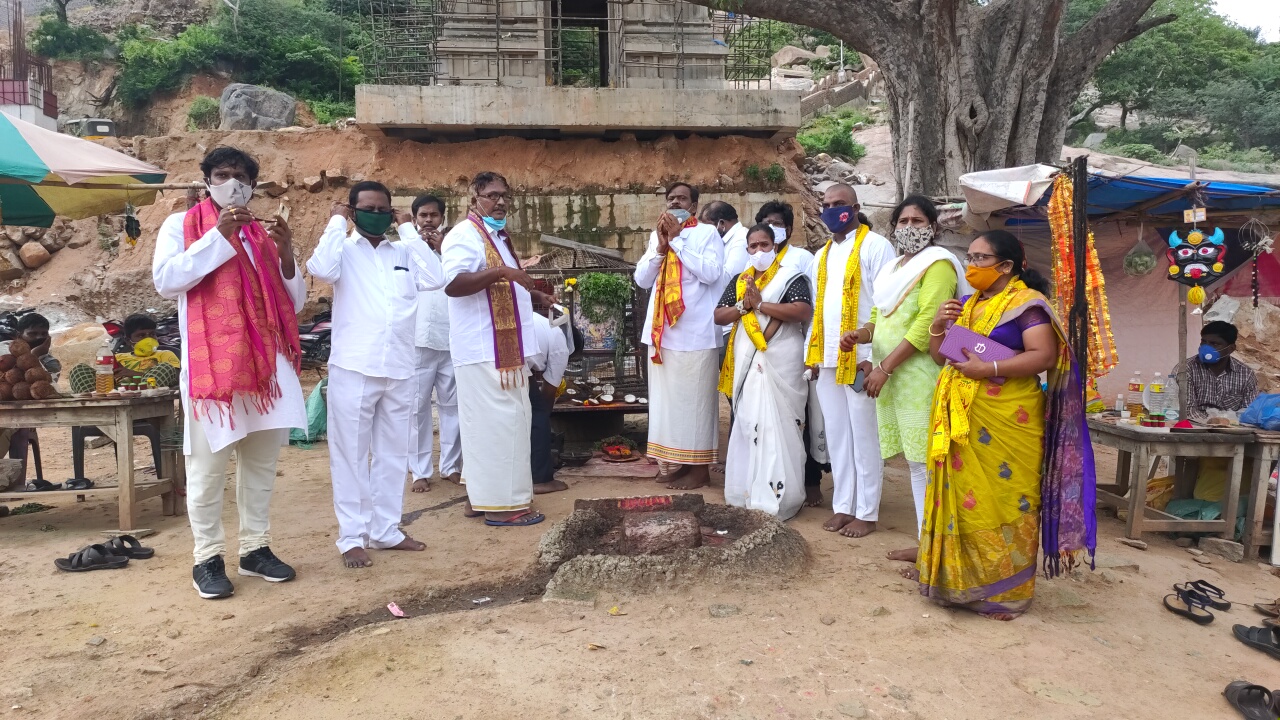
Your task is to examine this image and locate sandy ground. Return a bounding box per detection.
[3,408,1280,720]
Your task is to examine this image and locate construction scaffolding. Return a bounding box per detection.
[358,0,773,90]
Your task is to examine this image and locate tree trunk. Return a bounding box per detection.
[688,0,1172,196]
[53,0,69,23]
[1120,105,1130,130]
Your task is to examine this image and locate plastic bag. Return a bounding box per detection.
[1241,393,1280,431]
[1123,224,1157,277]
[1145,475,1175,512]
[290,378,328,447]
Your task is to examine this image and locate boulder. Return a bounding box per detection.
[324,168,348,187]
[0,248,24,280]
[1082,132,1109,150]
[219,84,297,131]
[302,176,324,193]
[815,45,831,58]
[1200,537,1244,563]
[772,45,818,69]
[18,242,51,269]
[827,160,857,179]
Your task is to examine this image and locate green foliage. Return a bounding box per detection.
[743,163,762,182]
[764,163,786,185]
[116,0,364,108]
[29,16,111,60]
[186,96,220,131]
[797,108,871,161]
[557,28,600,86]
[576,272,632,326]
[308,99,355,124]
[1106,143,1166,163]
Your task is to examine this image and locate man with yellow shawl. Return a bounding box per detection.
[806,184,896,538]
[635,182,725,491]
[915,230,1097,619]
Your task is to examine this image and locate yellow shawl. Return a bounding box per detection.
[804,224,868,384]
[717,245,789,397]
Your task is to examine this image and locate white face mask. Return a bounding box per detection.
[750,248,777,272]
[771,225,787,243]
[206,177,253,209]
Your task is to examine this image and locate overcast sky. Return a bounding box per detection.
[1216,0,1279,41]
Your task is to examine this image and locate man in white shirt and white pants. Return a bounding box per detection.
[635,182,725,491]
[405,194,461,492]
[306,181,444,569]
[152,146,305,599]
[527,308,571,494]
[442,171,546,527]
[807,183,895,539]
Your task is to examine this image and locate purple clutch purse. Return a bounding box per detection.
[939,325,1016,383]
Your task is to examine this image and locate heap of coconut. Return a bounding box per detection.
[0,339,59,401]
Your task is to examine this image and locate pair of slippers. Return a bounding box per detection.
[1163,580,1231,624]
[54,535,154,572]
[1224,681,1280,720]
[23,478,94,492]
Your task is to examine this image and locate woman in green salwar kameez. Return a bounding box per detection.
[841,196,968,563]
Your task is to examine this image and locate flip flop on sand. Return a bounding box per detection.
[1177,580,1231,611]
[1254,599,1280,617]
[1233,625,1280,661]
[1164,589,1214,625]
[54,544,129,572]
[101,534,154,559]
[484,511,545,527]
[1222,681,1275,720]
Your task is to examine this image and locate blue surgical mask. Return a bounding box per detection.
[482,215,507,232]
[1198,343,1222,365]
[820,205,856,234]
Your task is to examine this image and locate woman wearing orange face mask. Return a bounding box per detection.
[908,230,1097,620]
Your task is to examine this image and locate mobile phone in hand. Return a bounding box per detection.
[852,367,866,393]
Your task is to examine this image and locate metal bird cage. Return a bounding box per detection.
[526,235,649,409]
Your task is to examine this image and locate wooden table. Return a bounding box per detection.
[0,392,182,531]
[1243,432,1280,563]
[1089,417,1254,540]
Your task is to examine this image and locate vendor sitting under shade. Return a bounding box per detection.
[114,314,180,383]
[1170,320,1260,506]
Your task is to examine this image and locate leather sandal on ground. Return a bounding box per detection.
[25,479,61,492]
[1164,589,1214,624]
[1223,681,1275,720]
[1233,625,1280,660]
[1255,599,1280,618]
[101,534,154,559]
[65,478,94,491]
[484,510,546,527]
[1177,580,1231,611]
[54,544,130,572]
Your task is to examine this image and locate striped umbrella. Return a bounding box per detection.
[0,110,167,228]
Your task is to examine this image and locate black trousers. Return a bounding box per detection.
[529,379,555,484]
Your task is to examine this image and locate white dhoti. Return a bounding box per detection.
[327,366,413,553]
[814,369,884,521]
[455,362,533,512]
[646,347,720,465]
[410,346,461,480]
[723,317,808,521]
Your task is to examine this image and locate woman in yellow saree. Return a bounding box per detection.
[913,230,1097,620]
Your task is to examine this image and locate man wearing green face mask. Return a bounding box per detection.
[306,180,445,569]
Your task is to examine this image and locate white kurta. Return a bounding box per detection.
[723,267,809,520]
[152,212,307,455]
[634,222,725,353]
[806,230,896,367]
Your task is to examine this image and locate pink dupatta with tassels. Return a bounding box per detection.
[182,199,301,425]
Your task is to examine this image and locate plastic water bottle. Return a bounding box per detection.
[1126,371,1145,418]
[1115,394,1125,413]
[1147,372,1166,419]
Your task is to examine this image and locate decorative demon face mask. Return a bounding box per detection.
[1167,227,1226,285]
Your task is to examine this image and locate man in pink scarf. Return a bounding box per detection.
[153,147,306,600]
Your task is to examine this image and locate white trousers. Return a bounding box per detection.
[186,418,284,564]
[908,460,928,538]
[327,365,412,553]
[455,362,533,512]
[410,346,461,479]
[814,369,884,520]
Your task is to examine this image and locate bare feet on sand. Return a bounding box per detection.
[804,486,824,508]
[822,513,854,532]
[667,466,710,490]
[343,548,373,569]
[411,477,431,493]
[446,472,462,485]
[660,464,691,482]
[886,547,917,563]
[899,566,920,580]
[463,500,483,518]
[386,536,426,551]
[838,519,876,538]
[533,479,569,494]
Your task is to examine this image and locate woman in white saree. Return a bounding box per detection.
[716,224,814,520]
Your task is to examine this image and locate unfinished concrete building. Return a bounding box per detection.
[355,0,799,139]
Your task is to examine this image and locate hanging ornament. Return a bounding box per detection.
[1187,285,1206,305]
[1165,226,1225,309]
[124,202,141,248]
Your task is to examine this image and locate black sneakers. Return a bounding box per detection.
[238,547,296,583]
[192,555,234,599]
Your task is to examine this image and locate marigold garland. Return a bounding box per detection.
[1047,174,1120,385]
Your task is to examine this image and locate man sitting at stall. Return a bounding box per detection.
[1175,320,1259,424]
[1172,320,1260,505]
[114,314,180,384]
